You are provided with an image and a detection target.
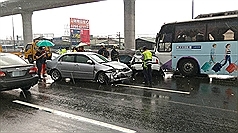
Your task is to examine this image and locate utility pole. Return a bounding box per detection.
[107,35,110,46]
[117,32,121,49]
[192,0,194,19]
[12,6,22,50]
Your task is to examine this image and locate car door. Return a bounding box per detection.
[57,54,75,78]
[74,54,94,79]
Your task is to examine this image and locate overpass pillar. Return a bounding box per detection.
[124,0,135,51]
[21,11,33,45]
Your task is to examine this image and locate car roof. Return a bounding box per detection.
[0,52,18,57]
[63,52,96,55]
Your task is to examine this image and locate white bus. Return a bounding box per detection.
[155,10,238,77]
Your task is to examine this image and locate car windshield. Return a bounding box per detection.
[0,54,27,67]
[88,54,109,63]
[135,50,142,55]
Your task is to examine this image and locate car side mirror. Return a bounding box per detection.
[87,60,94,65]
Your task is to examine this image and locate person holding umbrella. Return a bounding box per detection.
[37,40,55,47]
[36,39,55,79]
[41,47,48,77]
[35,47,45,80]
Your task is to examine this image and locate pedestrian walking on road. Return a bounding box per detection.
[141,46,152,87]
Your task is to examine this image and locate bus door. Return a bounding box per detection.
[155,33,172,71]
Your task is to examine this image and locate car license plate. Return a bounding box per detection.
[12,71,25,77]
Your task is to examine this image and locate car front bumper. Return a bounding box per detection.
[106,70,133,82]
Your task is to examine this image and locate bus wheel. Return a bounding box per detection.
[28,55,34,64]
[178,59,198,76]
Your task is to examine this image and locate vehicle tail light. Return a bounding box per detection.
[29,67,37,74]
[0,71,6,77]
[155,59,159,64]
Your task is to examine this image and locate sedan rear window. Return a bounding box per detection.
[0,54,27,66]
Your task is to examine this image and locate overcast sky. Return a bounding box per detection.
[0,0,238,39]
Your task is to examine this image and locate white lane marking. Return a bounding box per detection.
[13,100,136,133]
[117,84,190,95]
[169,100,238,113]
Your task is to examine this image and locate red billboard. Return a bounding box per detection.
[70,18,90,45]
[80,29,90,45]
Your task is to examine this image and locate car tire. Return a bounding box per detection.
[50,69,62,81]
[178,59,198,76]
[97,72,108,84]
[28,55,34,64]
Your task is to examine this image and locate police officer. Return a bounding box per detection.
[141,46,152,87]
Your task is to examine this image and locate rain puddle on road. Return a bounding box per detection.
[43,72,237,112]
[2,72,236,133]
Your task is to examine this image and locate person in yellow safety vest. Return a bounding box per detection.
[60,48,67,55]
[141,46,152,87]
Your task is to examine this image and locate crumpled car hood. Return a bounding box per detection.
[102,61,128,69]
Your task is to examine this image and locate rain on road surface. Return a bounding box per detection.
[0,73,237,133]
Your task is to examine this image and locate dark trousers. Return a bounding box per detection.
[143,65,152,85]
[222,55,231,66]
[36,62,42,78]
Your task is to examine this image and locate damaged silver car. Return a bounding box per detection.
[46,52,132,84]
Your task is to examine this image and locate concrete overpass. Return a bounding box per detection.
[0,0,135,50]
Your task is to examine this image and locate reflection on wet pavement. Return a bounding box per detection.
[40,73,237,112]
[0,72,237,133]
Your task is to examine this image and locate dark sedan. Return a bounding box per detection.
[0,53,38,91]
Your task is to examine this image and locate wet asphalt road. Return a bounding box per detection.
[0,73,237,133]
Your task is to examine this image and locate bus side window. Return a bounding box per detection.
[223,29,235,40]
[208,34,214,40]
[158,42,172,52]
[196,33,204,41]
[177,34,185,42]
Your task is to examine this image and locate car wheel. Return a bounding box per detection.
[97,72,108,84]
[28,55,34,64]
[51,69,62,81]
[178,59,198,76]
